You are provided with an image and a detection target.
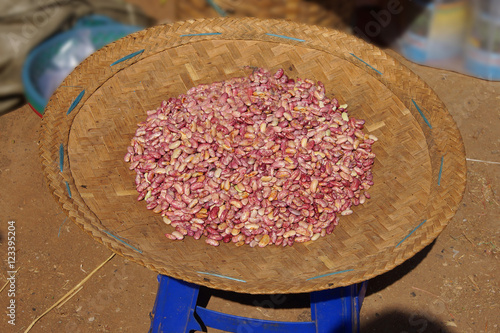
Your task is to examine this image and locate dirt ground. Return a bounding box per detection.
[1,2,499,333]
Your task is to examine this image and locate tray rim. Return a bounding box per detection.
[39,17,467,294]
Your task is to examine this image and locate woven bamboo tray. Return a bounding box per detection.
[40,18,466,294]
[213,0,350,29]
[177,0,350,30]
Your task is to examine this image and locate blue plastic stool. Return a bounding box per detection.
[149,274,367,333]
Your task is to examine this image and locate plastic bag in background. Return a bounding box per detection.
[37,29,95,100]
[1,0,154,116]
[23,14,143,115]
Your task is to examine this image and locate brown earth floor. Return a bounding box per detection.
[1,2,499,333]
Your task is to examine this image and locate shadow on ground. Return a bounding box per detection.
[362,309,453,333]
[366,240,435,297]
[189,241,446,332]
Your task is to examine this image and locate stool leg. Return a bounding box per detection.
[149,275,203,333]
[310,282,367,333]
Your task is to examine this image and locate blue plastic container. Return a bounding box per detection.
[22,15,141,116]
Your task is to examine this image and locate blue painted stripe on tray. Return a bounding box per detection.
[197,271,247,283]
[59,143,64,172]
[349,53,383,75]
[102,230,143,253]
[66,90,85,115]
[265,33,305,42]
[110,49,145,66]
[206,0,227,16]
[438,155,444,186]
[306,269,354,281]
[180,32,222,37]
[396,220,427,248]
[411,99,433,129]
[65,181,72,198]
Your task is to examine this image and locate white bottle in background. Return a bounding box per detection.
[398,0,468,64]
[465,0,500,80]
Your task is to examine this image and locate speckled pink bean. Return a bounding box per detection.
[205,238,220,246]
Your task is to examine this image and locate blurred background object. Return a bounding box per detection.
[352,0,406,47]
[397,0,468,68]
[3,0,499,117]
[0,0,154,116]
[22,15,143,116]
[465,0,500,80]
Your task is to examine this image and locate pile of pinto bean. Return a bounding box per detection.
[125,68,376,247]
